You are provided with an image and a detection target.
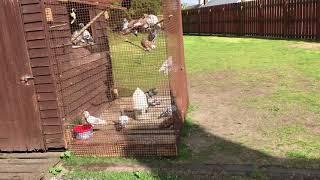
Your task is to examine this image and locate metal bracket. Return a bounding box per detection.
[20,75,35,84]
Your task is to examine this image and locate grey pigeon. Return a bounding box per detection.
[158,105,177,119]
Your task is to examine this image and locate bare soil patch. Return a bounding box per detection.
[289,42,320,50]
[187,70,320,166]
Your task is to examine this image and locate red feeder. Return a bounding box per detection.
[73,124,93,140]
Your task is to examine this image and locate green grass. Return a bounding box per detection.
[66,170,181,180]
[184,36,320,167]
[184,36,320,80]
[109,33,169,96]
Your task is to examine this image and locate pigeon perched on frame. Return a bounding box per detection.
[79,23,94,45]
[70,8,76,24]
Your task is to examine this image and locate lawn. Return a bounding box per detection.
[59,36,320,179]
[108,32,169,96]
[184,36,320,168]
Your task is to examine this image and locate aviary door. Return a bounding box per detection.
[0,0,45,151]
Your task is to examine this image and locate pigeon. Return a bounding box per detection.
[122,18,129,31]
[158,105,177,119]
[143,14,159,30]
[147,97,160,106]
[79,23,94,45]
[141,38,156,51]
[121,19,140,36]
[145,88,158,98]
[159,56,173,75]
[70,8,76,24]
[83,111,106,126]
[118,110,129,127]
[148,29,158,42]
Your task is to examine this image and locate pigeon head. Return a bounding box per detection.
[83,111,90,118]
[79,23,85,28]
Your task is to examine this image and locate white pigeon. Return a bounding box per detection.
[83,111,106,126]
[118,111,129,127]
[159,56,173,75]
[122,18,129,31]
[143,14,159,29]
[70,8,76,24]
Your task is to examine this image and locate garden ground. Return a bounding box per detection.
[57,36,320,179]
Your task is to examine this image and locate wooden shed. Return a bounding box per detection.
[1,0,115,151]
[1,0,188,156]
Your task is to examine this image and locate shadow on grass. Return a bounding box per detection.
[63,114,320,179]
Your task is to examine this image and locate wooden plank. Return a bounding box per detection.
[23,13,43,23]
[42,125,63,134]
[24,22,44,32]
[60,58,106,80]
[34,75,54,84]
[20,0,40,5]
[45,142,65,148]
[60,65,105,89]
[38,101,59,110]
[32,67,51,76]
[65,84,105,112]
[49,30,71,39]
[26,31,45,41]
[37,93,57,101]
[35,84,56,93]
[22,4,42,14]
[29,48,48,58]
[59,52,107,72]
[44,134,64,143]
[63,78,105,104]
[61,71,106,97]
[30,57,50,67]
[40,110,60,119]
[43,118,62,126]
[27,39,47,49]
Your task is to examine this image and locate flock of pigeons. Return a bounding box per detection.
[68,2,176,131]
[69,6,161,50]
[83,87,176,130]
[121,14,161,51]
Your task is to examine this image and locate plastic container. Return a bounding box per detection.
[73,124,93,140]
[132,88,148,120]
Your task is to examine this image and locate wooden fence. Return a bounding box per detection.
[182,0,320,40]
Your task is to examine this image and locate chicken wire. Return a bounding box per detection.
[43,0,187,156]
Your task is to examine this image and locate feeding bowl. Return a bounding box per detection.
[73,124,93,140]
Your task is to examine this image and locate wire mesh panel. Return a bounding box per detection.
[43,0,187,156]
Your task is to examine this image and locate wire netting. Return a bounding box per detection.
[43,0,187,156]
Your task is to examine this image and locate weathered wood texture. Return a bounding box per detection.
[0,152,60,180]
[0,0,45,151]
[182,0,320,40]
[20,0,65,149]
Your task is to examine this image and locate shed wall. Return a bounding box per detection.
[20,0,65,149]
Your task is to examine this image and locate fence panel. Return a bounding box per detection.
[182,0,319,40]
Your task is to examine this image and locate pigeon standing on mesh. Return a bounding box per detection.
[159,105,177,119]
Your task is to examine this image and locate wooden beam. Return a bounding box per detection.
[57,0,126,10]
